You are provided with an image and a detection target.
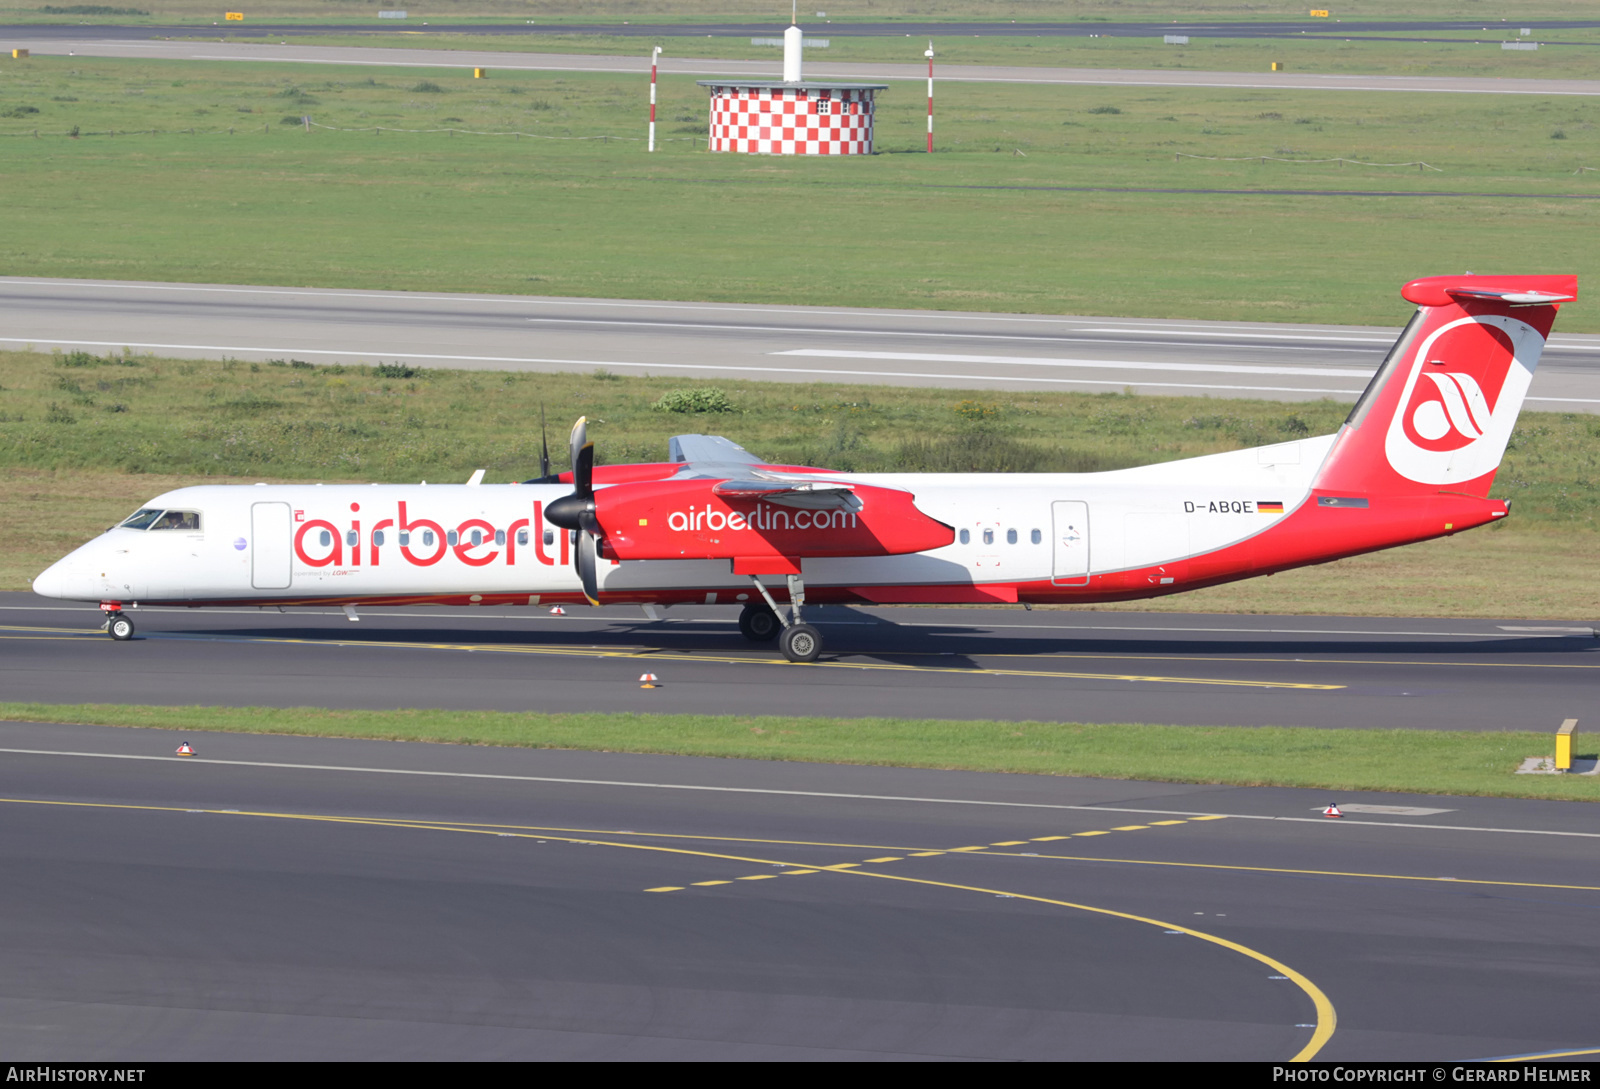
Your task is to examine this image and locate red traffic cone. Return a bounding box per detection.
[549,606,565,615]
[176,742,195,756]
[639,673,659,689]
[1323,803,1343,818]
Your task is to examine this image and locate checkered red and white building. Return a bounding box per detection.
[696,81,887,156]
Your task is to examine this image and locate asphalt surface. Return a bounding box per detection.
[6,594,1596,732]
[10,36,1600,98]
[11,18,1600,39]
[0,719,1595,1060]
[6,278,1600,409]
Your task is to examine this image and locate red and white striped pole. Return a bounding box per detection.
[649,45,661,152]
[924,41,935,153]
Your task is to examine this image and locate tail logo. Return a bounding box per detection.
[1385,314,1544,485]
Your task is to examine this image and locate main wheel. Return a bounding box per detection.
[778,622,822,663]
[108,614,135,641]
[738,602,781,642]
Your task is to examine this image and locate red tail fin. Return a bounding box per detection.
[1314,274,1576,498]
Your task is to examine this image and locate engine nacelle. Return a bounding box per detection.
[592,479,953,563]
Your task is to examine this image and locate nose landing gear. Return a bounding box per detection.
[100,601,134,641]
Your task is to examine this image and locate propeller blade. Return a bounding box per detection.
[539,404,551,481]
[569,416,592,497]
[575,530,600,606]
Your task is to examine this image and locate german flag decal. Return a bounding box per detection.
[1258,501,1285,513]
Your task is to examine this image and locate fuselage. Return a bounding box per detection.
[30,431,1506,610]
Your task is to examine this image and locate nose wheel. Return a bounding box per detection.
[105,612,135,641]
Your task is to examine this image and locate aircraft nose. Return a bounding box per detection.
[32,555,95,601]
[32,559,70,599]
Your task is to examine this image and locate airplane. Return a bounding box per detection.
[31,273,1576,662]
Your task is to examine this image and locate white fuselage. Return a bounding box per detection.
[34,437,1331,607]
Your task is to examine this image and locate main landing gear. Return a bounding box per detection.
[100,602,134,641]
[742,574,822,663]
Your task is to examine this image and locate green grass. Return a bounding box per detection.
[2,57,1599,327]
[3,702,1595,802]
[6,348,1599,618]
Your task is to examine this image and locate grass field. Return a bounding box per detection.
[6,348,1597,618]
[3,702,1594,802]
[2,56,1599,327]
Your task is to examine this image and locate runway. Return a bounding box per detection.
[6,278,1600,409]
[10,36,1600,98]
[5,594,1595,732]
[0,718,1596,1059]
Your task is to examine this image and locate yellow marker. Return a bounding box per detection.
[692,880,732,886]
[821,863,861,870]
[990,841,1029,846]
[1310,9,1329,17]
[646,886,685,892]
[863,857,903,863]
[908,851,945,857]
[737,874,778,881]
[949,846,988,852]
[1556,717,1578,772]
[1271,61,1285,71]
[1074,830,1110,837]
[225,11,244,20]
[1149,820,1187,826]
[474,67,487,78]
[781,869,818,875]
[1113,825,1150,832]
[638,518,648,526]
[11,48,29,59]
[1190,815,1229,821]
[1032,836,1071,841]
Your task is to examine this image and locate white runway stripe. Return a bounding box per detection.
[776,348,1373,380]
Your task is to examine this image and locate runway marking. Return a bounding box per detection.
[776,348,1373,380]
[0,624,1344,690]
[1481,1046,1600,1062]
[4,745,1598,839]
[0,792,1336,1060]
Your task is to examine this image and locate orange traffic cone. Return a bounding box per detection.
[549,606,565,615]
[176,742,195,756]
[639,673,659,689]
[1323,803,1343,818]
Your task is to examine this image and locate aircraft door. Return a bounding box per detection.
[1051,501,1090,586]
[251,502,293,590]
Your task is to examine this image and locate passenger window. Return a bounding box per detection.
[150,510,200,531]
[447,530,459,546]
[958,528,970,545]
[319,530,332,547]
[494,530,506,547]
[373,530,386,547]
[468,529,481,546]
[1006,528,1018,545]
[119,508,163,531]
[399,531,411,546]
[1031,529,1042,545]
[517,530,529,546]
[543,530,554,547]
[982,528,994,546]
[346,530,358,547]
[422,530,434,547]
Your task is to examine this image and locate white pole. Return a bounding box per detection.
[924,41,934,153]
[649,45,661,152]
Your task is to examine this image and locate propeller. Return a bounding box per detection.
[523,404,562,484]
[542,416,602,605]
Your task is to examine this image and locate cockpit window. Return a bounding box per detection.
[149,510,201,531]
[119,508,164,530]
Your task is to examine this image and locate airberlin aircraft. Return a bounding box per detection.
[32,274,1576,662]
